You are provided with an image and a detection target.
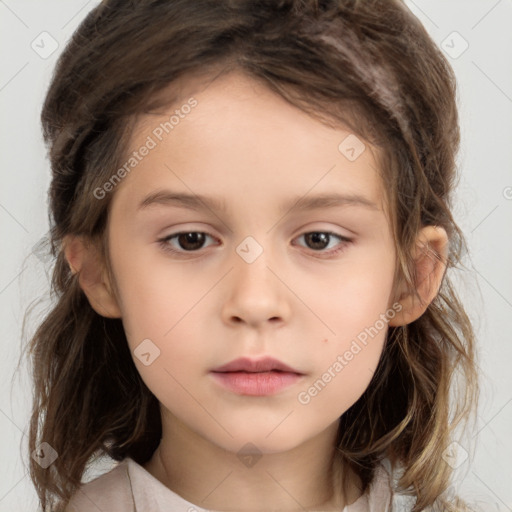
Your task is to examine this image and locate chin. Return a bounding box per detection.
[204,423,311,456]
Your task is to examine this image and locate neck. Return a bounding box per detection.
[142,413,362,511]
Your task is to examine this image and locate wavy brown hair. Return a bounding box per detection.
[21,0,478,510]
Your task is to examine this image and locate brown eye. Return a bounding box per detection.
[175,232,206,251]
[159,231,216,254]
[292,231,352,256]
[303,232,331,250]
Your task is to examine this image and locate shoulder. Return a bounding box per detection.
[366,460,416,511]
[345,461,394,511]
[365,463,497,512]
[66,459,134,512]
[366,461,394,511]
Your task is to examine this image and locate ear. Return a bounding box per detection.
[388,225,448,327]
[63,235,122,319]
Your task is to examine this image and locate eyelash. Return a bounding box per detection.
[157,230,352,258]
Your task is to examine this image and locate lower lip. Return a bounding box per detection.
[210,371,303,396]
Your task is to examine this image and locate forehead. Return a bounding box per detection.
[136,70,361,144]
[114,70,388,216]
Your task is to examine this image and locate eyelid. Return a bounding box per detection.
[292,231,352,258]
[158,231,220,257]
[158,227,353,258]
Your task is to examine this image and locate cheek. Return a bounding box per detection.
[299,254,394,411]
[297,296,390,425]
[315,254,396,341]
[295,344,383,431]
[110,247,217,391]
[117,276,210,412]
[111,241,207,344]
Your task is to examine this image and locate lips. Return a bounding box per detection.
[209,356,304,396]
[211,356,303,374]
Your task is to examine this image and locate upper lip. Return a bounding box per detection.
[211,356,303,374]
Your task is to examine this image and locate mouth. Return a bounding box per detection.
[210,356,305,396]
[211,356,303,374]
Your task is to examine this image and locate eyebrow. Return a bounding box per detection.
[137,190,380,215]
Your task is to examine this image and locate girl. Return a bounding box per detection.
[25,0,480,510]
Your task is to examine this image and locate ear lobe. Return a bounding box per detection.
[388,226,448,327]
[63,235,122,319]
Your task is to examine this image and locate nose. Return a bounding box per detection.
[220,244,291,329]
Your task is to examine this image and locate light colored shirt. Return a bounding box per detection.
[66,457,395,511]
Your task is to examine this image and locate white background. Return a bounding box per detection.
[0,0,511,510]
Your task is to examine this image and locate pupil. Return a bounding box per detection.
[307,232,329,250]
[179,232,205,250]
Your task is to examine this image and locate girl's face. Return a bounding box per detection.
[107,71,398,454]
